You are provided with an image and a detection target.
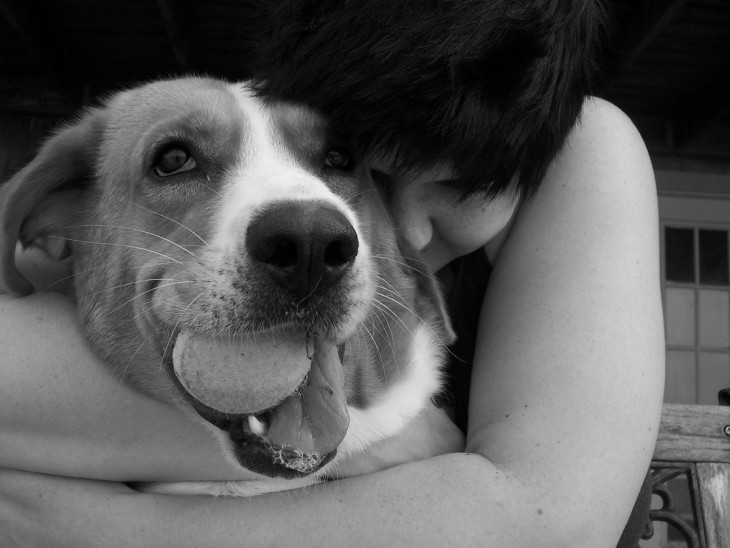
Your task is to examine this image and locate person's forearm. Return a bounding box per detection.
[10,454,620,548]
[0,292,241,482]
[0,288,464,483]
[189,454,588,548]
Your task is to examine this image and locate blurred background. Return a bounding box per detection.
[0,3,728,545]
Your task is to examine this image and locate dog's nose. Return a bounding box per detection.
[246,201,359,299]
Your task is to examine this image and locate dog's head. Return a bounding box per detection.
[0,77,454,479]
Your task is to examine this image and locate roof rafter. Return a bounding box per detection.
[0,0,62,86]
[672,63,730,150]
[155,0,189,69]
[0,0,81,109]
[614,0,689,73]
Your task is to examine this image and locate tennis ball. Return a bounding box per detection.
[172,330,311,414]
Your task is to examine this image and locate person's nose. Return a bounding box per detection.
[390,185,433,252]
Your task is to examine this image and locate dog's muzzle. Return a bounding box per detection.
[165,201,360,478]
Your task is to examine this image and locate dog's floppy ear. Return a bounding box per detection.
[0,108,106,295]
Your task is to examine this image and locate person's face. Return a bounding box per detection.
[370,159,518,272]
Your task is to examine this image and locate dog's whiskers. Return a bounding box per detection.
[130,298,157,324]
[295,272,325,308]
[341,187,379,207]
[202,173,221,196]
[115,341,147,386]
[370,254,430,277]
[35,270,77,292]
[62,224,201,260]
[373,292,416,335]
[41,260,184,292]
[358,323,389,384]
[105,280,199,316]
[377,281,454,348]
[371,301,408,363]
[161,291,207,367]
[369,302,398,350]
[375,276,421,317]
[373,276,411,305]
[123,201,209,246]
[86,277,179,297]
[366,308,399,376]
[48,235,183,264]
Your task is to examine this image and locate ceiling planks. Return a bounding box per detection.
[602,0,730,171]
[611,0,690,75]
[0,0,728,173]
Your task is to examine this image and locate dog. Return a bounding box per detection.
[0,77,455,496]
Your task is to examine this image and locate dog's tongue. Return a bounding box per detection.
[267,340,349,458]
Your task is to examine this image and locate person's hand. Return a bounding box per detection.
[326,402,465,479]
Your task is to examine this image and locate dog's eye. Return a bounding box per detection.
[324,148,353,171]
[153,146,197,177]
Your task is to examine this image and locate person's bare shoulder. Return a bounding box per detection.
[569,96,655,189]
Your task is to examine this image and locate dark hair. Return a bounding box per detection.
[252,0,609,199]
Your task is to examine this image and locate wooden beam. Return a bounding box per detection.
[673,74,730,150]
[654,403,730,463]
[0,0,84,108]
[0,94,73,116]
[155,0,188,69]
[697,463,730,548]
[613,0,689,75]
[651,152,730,176]
[0,0,59,83]
[630,98,730,162]
[0,0,28,40]
[628,114,730,174]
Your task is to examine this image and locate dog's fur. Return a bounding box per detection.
[0,77,454,496]
[251,0,609,200]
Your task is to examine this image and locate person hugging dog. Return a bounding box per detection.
[0,2,663,547]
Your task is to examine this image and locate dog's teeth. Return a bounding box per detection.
[247,414,269,436]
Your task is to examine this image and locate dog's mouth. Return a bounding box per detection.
[167,331,350,478]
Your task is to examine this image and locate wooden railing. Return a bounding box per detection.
[643,403,730,547]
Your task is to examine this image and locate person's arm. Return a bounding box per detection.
[465,97,664,544]
[0,287,463,483]
[0,288,243,482]
[0,98,664,547]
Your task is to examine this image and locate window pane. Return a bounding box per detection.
[665,288,695,346]
[698,352,730,405]
[699,290,730,348]
[665,227,695,283]
[699,229,729,286]
[665,350,696,404]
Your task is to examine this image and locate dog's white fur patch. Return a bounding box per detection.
[193,83,376,341]
[339,323,443,455]
[210,84,362,255]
